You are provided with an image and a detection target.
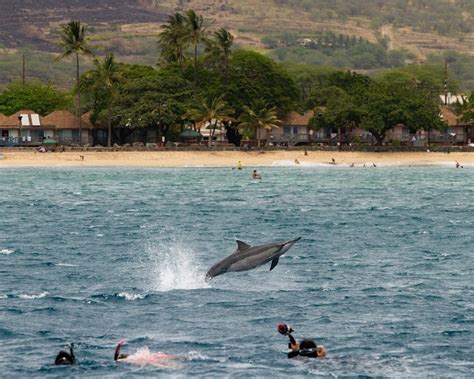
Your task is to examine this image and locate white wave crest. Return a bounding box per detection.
[0,294,7,299]
[56,263,78,267]
[147,241,210,292]
[118,292,145,301]
[18,291,49,299]
[1,249,15,255]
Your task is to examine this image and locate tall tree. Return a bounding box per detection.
[185,10,208,82]
[205,28,234,78]
[185,94,235,146]
[56,20,94,145]
[158,12,188,65]
[82,53,121,147]
[238,99,281,147]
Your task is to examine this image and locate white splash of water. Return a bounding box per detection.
[18,291,49,299]
[124,347,181,368]
[1,249,15,255]
[146,241,210,292]
[118,292,145,301]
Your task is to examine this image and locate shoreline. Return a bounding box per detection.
[0,150,473,168]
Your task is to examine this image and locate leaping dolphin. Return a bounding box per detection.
[205,237,301,281]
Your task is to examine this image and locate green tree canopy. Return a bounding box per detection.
[0,81,71,116]
[226,50,298,115]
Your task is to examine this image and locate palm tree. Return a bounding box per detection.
[56,20,94,146]
[238,100,281,148]
[205,28,234,78]
[83,53,121,148]
[185,95,235,146]
[158,12,188,65]
[185,10,207,81]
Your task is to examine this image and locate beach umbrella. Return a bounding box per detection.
[179,129,202,139]
[42,138,59,145]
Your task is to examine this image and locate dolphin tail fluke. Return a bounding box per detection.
[270,257,279,271]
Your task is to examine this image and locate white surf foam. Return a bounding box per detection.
[146,241,210,292]
[56,263,78,267]
[1,249,15,255]
[18,291,49,299]
[118,292,145,301]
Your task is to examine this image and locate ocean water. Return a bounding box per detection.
[0,166,473,378]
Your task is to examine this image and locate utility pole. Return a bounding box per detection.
[444,57,448,105]
[22,53,26,85]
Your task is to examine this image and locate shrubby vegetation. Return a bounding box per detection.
[273,0,473,35]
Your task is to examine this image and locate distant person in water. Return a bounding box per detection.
[55,343,75,365]
[455,161,463,168]
[114,340,179,367]
[252,169,262,179]
[277,323,326,359]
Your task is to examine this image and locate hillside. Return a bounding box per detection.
[0,0,473,88]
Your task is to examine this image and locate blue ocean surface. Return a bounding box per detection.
[0,166,473,378]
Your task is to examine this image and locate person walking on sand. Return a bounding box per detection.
[237,161,243,170]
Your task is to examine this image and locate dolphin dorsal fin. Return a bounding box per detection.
[236,240,251,251]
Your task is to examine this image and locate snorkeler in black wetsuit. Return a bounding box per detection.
[277,323,327,359]
[54,343,75,365]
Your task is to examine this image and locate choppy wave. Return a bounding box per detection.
[18,291,49,299]
[146,241,210,292]
[118,292,146,301]
[1,248,15,255]
[55,263,78,267]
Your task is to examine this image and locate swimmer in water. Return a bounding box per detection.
[114,339,179,367]
[55,343,75,365]
[277,323,326,359]
[252,169,262,179]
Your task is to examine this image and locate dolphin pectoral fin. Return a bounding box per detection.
[236,240,251,252]
[269,258,279,271]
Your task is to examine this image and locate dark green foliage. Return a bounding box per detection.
[310,72,444,144]
[0,81,71,116]
[226,50,298,115]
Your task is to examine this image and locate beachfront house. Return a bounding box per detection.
[0,110,52,146]
[42,111,94,145]
[265,111,312,146]
[0,110,94,146]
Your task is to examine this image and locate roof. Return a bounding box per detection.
[0,113,10,126]
[43,110,94,129]
[282,111,314,126]
[440,106,466,127]
[7,110,40,128]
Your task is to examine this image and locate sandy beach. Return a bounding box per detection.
[0,150,473,168]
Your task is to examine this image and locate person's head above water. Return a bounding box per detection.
[114,339,129,361]
[298,339,318,358]
[54,343,75,365]
[278,323,327,359]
